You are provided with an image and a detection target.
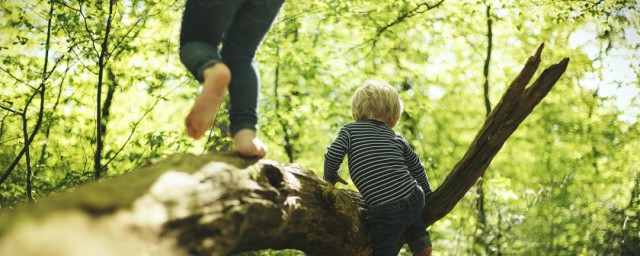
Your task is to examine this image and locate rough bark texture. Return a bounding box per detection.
[0,44,568,256]
[423,44,569,226]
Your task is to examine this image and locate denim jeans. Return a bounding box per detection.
[179,0,284,135]
[366,186,432,256]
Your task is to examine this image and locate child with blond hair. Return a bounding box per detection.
[324,80,433,256]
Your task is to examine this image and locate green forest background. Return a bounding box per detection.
[1,0,639,255]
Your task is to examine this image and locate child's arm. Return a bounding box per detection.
[401,137,431,194]
[324,127,350,185]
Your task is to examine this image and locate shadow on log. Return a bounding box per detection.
[0,44,568,256]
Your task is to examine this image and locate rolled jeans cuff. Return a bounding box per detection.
[195,59,223,83]
[230,122,257,137]
[408,231,432,252]
[179,41,222,83]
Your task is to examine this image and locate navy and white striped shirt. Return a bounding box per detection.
[324,119,431,206]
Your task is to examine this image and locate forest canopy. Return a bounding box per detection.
[1,0,639,255]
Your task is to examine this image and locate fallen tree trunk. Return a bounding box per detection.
[0,44,568,256]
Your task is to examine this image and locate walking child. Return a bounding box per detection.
[324,80,433,256]
[179,0,285,157]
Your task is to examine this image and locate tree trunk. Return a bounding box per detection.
[0,44,569,256]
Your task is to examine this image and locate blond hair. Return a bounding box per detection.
[351,79,403,127]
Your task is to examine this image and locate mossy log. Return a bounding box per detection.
[0,44,568,256]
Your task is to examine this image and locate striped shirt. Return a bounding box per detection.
[324,119,431,206]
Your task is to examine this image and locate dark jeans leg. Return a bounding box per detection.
[179,0,284,135]
[367,206,411,256]
[366,187,431,256]
[404,188,432,253]
[179,0,244,82]
[180,0,284,135]
[221,0,284,135]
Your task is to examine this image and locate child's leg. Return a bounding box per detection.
[404,187,432,256]
[403,218,432,256]
[367,201,413,255]
[368,220,406,256]
[412,247,432,256]
[179,0,243,139]
[233,129,267,158]
[220,0,284,157]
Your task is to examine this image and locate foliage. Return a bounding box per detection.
[1,0,639,255]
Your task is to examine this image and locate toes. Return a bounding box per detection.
[185,118,204,139]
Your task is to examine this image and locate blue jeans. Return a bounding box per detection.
[366,186,432,256]
[179,0,284,135]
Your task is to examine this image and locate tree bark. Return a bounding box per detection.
[0,44,569,256]
[422,43,568,227]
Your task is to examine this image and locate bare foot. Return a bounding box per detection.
[233,129,267,158]
[413,247,432,256]
[185,63,231,139]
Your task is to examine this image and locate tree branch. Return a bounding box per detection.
[423,44,569,226]
[0,104,20,115]
[354,0,445,51]
[473,3,494,252]
[0,2,54,188]
[94,0,116,180]
[0,85,46,186]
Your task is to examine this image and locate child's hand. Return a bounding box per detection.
[331,176,348,186]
